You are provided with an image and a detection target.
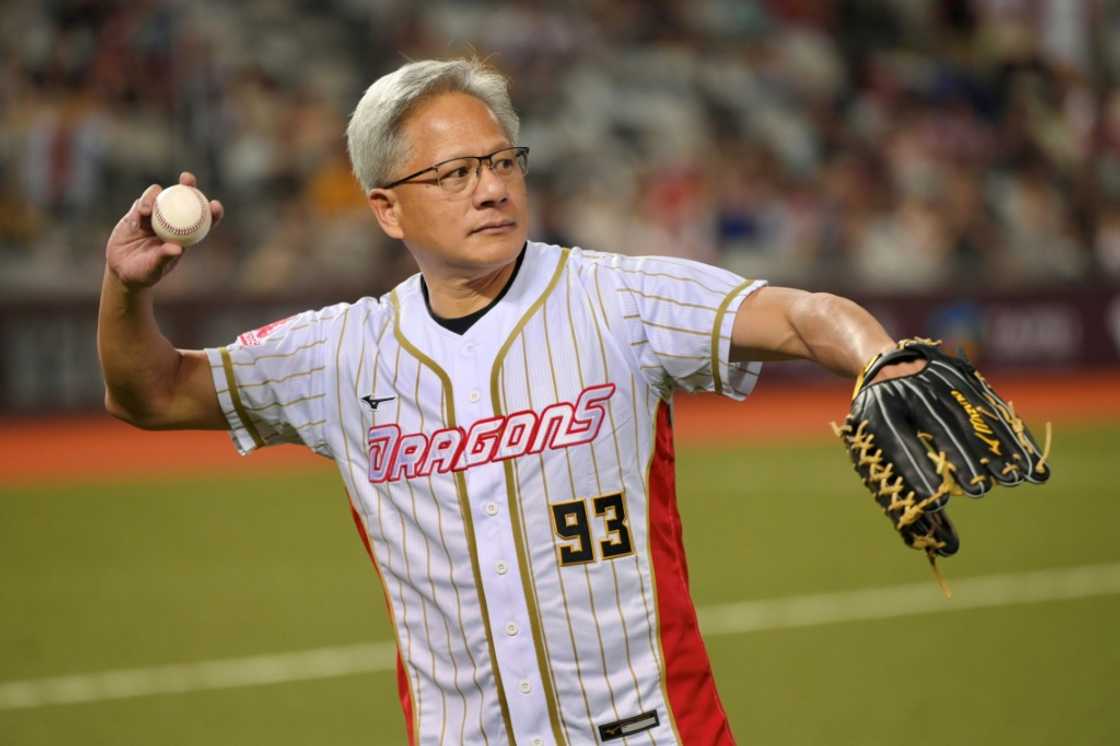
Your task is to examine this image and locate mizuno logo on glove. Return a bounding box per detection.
[949,389,1002,455]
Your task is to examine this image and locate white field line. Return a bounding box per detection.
[2,561,1119,711]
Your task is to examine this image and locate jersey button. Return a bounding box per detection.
[504,622,519,637]
[495,561,508,575]
[484,502,498,516]
[518,680,532,694]
[463,342,477,355]
[531,739,544,746]
[468,390,481,403]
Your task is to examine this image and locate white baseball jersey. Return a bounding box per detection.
[206,241,766,745]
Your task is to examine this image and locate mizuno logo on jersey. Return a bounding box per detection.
[367,383,616,483]
[361,395,395,411]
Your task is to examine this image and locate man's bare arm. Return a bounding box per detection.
[729,287,921,382]
[97,172,226,430]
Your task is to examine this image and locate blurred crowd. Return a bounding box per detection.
[3,0,1120,299]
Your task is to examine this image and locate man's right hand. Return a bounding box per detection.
[106,171,224,289]
[99,170,226,431]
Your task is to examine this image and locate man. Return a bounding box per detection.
[98,58,1036,745]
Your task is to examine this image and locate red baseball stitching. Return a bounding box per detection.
[153,187,207,237]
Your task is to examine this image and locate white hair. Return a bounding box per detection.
[346,58,520,193]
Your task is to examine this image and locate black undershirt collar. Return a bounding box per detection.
[420,243,527,335]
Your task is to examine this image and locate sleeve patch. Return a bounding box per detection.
[238,315,295,347]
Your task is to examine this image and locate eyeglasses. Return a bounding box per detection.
[381,146,530,195]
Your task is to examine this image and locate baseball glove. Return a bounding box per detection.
[833,339,1051,590]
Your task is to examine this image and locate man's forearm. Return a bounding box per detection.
[97,268,184,424]
[786,292,895,377]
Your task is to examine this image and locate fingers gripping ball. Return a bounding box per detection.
[152,184,212,246]
[833,339,1052,567]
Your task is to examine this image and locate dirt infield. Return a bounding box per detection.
[2,370,1116,486]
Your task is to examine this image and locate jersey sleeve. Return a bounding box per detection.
[204,303,349,457]
[587,251,767,399]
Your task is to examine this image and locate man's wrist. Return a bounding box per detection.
[102,266,155,312]
[852,340,896,378]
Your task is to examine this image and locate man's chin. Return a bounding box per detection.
[465,230,526,264]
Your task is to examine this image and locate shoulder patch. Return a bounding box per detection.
[238,315,294,347]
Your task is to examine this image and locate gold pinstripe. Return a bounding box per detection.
[431,456,479,746]
[616,286,721,312]
[391,290,515,745]
[562,270,624,725]
[367,316,392,399]
[580,281,657,743]
[711,278,755,395]
[234,314,342,351]
[505,343,576,744]
[592,264,611,331]
[234,367,326,388]
[415,342,485,746]
[227,338,328,365]
[644,319,725,338]
[435,347,490,743]
[651,350,709,362]
[489,250,571,746]
[583,257,737,295]
[402,359,450,742]
[219,347,264,448]
[388,337,424,741]
[350,305,374,391]
[543,295,610,731]
[533,299,598,735]
[271,308,347,338]
[416,359,468,746]
[245,392,326,412]
[362,317,425,746]
[272,321,314,335]
[329,302,360,488]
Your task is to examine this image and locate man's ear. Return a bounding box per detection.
[368,188,404,239]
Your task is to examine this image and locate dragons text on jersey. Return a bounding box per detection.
[206,241,766,745]
[367,384,616,482]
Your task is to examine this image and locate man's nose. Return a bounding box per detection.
[472,161,509,207]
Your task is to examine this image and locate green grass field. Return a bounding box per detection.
[2,423,1117,745]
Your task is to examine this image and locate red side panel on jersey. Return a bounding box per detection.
[648,401,736,745]
[348,502,416,746]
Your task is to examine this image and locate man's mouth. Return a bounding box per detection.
[471,220,515,235]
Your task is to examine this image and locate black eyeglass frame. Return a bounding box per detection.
[379,146,530,190]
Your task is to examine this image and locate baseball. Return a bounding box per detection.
[152,184,212,246]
